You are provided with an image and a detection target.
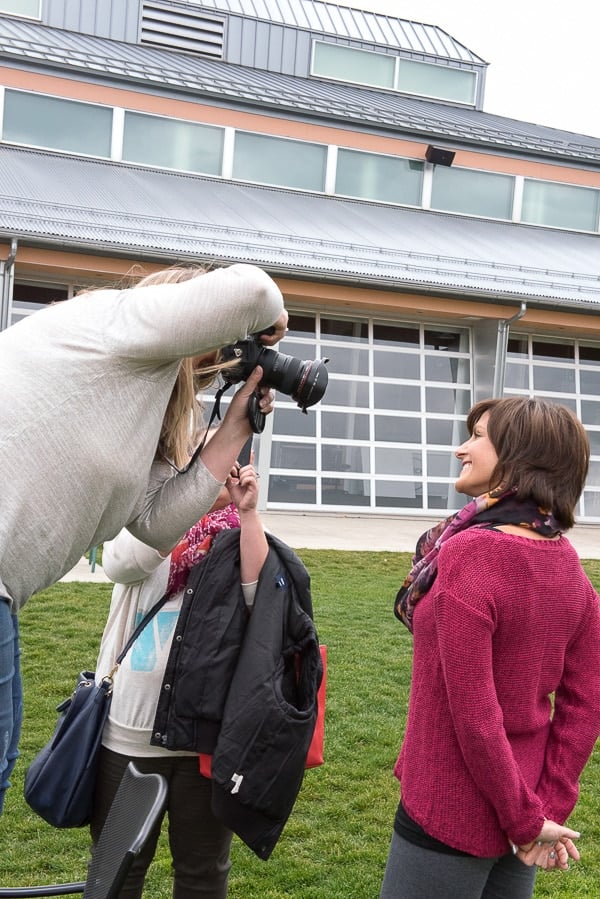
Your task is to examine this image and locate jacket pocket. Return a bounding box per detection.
[211,638,321,818]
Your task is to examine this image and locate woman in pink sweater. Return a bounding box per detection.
[380,397,600,899]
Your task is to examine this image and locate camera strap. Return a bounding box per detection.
[165,376,264,476]
[166,381,230,475]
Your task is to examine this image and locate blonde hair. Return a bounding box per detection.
[132,265,236,469]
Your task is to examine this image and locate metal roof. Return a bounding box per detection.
[190,0,485,62]
[1,146,599,310]
[1,17,599,162]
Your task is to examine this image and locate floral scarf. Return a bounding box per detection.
[167,503,240,598]
[395,487,563,632]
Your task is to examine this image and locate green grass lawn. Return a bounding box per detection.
[1,552,599,897]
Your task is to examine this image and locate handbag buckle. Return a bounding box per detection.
[100,664,119,695]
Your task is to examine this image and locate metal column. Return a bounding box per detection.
[492,302,527,398]
[0,238,18,331]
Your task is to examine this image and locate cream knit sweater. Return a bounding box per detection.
[0,263,283,610]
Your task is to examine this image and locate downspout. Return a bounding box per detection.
[492,301,527,398]
[0,237,18,331]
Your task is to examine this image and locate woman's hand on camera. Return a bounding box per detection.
[199,367,273,483]
[258,311,288,346]
[228,366,274,421]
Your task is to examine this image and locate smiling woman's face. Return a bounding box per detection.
[454,411,499,498]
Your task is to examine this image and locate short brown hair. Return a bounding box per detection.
[466,397,590,530]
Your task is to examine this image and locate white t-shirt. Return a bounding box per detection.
[98,526,257,757]
[97,529,194,757]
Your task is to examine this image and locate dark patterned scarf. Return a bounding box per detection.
[395,487,563,632]
[167,503,240,597]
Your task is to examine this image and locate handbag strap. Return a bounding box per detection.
[115,592,171,666]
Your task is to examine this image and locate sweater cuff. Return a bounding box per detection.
[506,812,546,848]
[241,580,258,608]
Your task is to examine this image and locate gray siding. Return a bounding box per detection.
[38,1,485,99]
[43,0,141,42]
[40,0,485,65]
[222,10,483,86]
[196,0,485,63]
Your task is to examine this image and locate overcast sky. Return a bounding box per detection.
[336,0,600,139]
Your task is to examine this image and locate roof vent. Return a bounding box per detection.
[140,2,225,58]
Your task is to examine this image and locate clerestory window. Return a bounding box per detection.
[312,41,477,106]
[0,0,40,18]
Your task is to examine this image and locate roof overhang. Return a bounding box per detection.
[1,146,599,312]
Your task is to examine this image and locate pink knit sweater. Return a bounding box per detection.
[395,528,600,857]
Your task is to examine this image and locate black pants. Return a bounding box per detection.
[90,748,233,899]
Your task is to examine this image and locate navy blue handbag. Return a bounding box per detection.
[24,594,168,828]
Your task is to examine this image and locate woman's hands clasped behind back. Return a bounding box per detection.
[514,818,581,871]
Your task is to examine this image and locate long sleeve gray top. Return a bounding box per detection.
[0,263,284,610]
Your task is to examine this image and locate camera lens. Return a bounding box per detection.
[258,348,328,412]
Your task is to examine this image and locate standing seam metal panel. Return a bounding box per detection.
[41,0,484,62]
[44,0,142,43]
[217,12,483,78]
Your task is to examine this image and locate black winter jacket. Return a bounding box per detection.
[151,528,322,860]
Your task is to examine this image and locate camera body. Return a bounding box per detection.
[221,336,328,413]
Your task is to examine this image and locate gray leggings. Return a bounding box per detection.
[380,830,537,899]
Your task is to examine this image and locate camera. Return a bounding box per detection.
[221,335,328,414]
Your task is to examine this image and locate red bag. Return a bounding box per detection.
[305,644,327,768]
[199,752,212,778]
[199,644,327,778]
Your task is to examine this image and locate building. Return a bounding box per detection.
[1,0,599,524]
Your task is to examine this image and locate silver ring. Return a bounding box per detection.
[537,841,543,846]
[549,851,556,860]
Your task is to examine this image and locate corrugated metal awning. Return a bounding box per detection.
[1,146,599,310]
